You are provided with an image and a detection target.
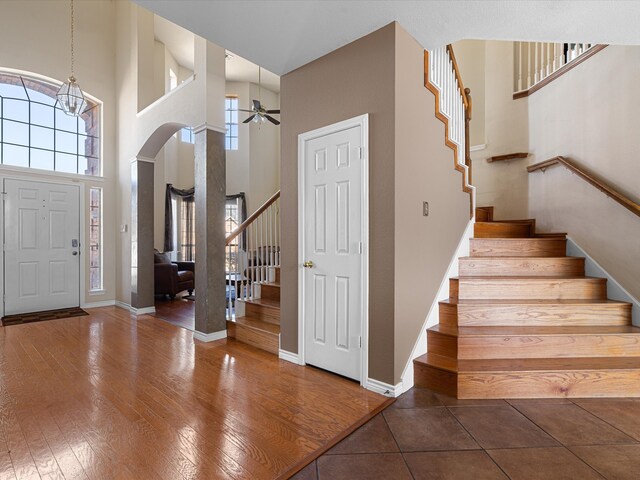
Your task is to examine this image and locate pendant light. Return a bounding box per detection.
[57,0,87,116]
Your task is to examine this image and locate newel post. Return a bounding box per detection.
[464,87,472,186]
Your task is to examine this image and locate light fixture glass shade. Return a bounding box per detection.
[56,76,87,116]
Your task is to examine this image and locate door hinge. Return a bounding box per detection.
[359,336,362,348]
[357,147,363,160]
[358,242,363,254]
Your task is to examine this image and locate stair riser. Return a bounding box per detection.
[227,321,279,354]
[458,371,640,399]
[458,335,640,359]
[413,361,457,397]
[444,303,632,327]
[260,284,280,302]
[475,207,493,223]
[274,267,281,284]
[470,239,566,257]
[474,222,533,238]
[427,330,458,357]
[245,303,280,325]
[459,258,585,277]
[450,278,607,300]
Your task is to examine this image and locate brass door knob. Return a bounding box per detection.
[303,261,314,268]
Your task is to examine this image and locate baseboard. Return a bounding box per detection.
[115,300,131,311]
[130,306,155,315]
[364,377,402,397]
[567,236,640,324]
[279,349,303,365]
[82,300,116,309]
[193,330,227,343]
[470,143,487,152]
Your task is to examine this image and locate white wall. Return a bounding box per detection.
[0,0,117,305]
[528,45,640,300]
[454,40,529,219]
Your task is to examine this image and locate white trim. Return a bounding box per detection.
[399,219,475,393]
[567,236,640,324]
[130,306,156,316]
[469,144,487,152]
[136,74,196,117]
[297,113,370,385]
[131,156,155,164]
[0,164,105,182]
[363,378,402,397]
[278,349,303,365]
[82,300,116,309]
[1,175,85,318]
[193,330,227,343]
[193,123,227,135]
[115,300,131,311]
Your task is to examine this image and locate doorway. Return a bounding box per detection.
[3,178,81,315]
[298,114,369,382]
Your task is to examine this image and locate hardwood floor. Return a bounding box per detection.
[0,307,391,479]
[153,296,195,331]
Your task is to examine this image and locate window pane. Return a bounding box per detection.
[55,152,77,173]
[30,148,54,170]
[231,110,238,124]
[21,78,58,105]
[3,119,29,145]
[55,129,77,154]
[79,106,99,136]
[31,125,54,150]
[3,98,29,123]
[89,187,102,291]
[225,137,230,150]
[2,143,29,167]
[85,157,100,176]
[55,107,77,133]
[230,124,238,138]
[230,137,238,150]
[0,80,28,100]
[78,135,99,157]
[30,102,54,128]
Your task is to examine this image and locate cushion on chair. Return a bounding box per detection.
[177,270,194,282]
[154,252,172,264]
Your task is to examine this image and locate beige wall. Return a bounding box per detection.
[280,23,396,383]
[393,27,470,382]
[454,40,529,219]
[0,0,117,305]
[281,23,472,385]
[528,45,640,300]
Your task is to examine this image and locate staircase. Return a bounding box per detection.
[225,190,281,355]
[227,267,281,354]
[414,206,638,399]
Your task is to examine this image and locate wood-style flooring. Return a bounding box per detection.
[0,307,390,479]
[153,296,195,331]
[295,387,640,479]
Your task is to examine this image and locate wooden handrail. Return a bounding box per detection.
[528,156,640,217]
[226,190,280,245]
[446,45,469,111]
[487,152,529,163]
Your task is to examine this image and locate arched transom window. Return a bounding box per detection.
[0,72,101,176]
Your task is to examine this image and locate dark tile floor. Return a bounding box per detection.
[291,387,640,479]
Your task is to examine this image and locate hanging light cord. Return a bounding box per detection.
[70,0,75,80]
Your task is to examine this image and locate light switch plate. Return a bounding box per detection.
[120,224,128,233]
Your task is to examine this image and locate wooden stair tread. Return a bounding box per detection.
[430,324,640,336]
[232,316,280,335]
[416,354,640,373]
[260,282,280,287]
[440,298,629,306]
[244,298,280,309]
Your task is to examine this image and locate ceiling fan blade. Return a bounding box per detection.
[252,99,261,111]
[243,114,256,124]
[237,109,254,113]
[266,109,280,114]
[265,115,280,126]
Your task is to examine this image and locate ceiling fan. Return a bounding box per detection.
[239,67,280,125]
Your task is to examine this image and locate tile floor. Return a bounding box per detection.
[292,387,640,479]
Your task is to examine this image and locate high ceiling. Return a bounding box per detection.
[135,1,640,76]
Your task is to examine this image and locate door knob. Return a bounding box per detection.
[72,251,78,256]
[303,260,314,268]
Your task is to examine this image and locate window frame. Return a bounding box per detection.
[88,187,104,292]
[0,70,103,178]
[225,95,238,151]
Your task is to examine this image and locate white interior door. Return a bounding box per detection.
[4,179,80,315]
[302,123,364,381]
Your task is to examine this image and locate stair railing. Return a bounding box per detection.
[528,156,640,218]
[424,45,474,217]
[225,190,280,320]
[514,43,607,98]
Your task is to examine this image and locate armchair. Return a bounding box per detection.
[154,252,195,299]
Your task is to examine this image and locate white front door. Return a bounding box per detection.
[4,179,81,315]
[302,122,365,381]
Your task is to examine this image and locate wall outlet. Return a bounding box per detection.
[120,224,128,233]
[423,201,429,216]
